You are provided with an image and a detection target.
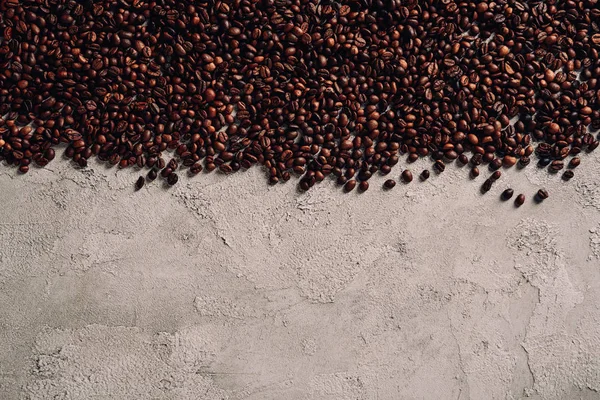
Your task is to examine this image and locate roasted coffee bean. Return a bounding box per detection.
[434,161,445,173]
[359,181,369,192]
[190,163,203,175]
[344,180,356,192]
[470,167,480,178]
[383,179,396,189]
[536,189,549,200]
[519,157,531,168]
[514,194,525,207]
[489,158,502,171]
[569,157,580,168]
[167,173,179,186]
[481,179,493,193]
[420,170,430,181]
[135,176,145,191]
[550,161,564,172]
[538,158,552,168]
[491,171,502,181]
[501,189,514,201]
[147,169,158,181]
[401,170,413,183]
[562,170,574,181]
[458,154,469,165]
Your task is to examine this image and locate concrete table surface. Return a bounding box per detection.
[1,148,600,399]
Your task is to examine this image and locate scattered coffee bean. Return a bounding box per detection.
[420,170,430,181]
[569,158,580,168]
[491,171,502,181]
[481,179,493,193]
[536,189,549,201]
[344,180,356,193]
[470,167,480,179]
[147,169,158,181]
[515,194,525,207]
[519,157,531,168]
[538,158,552,168]
[359,181,369,192]
[562,170,574,181]
[458,154,469,165]
[501,189,514,201]
[489,158,503,171]
[135,177,145,191]
[401,170,413,183]
[384,179,396,189]
[167,173,179,186]
[434,161,446,173]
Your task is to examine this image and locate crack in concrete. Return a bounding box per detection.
[446,308,470,400]
[514,264,542,397]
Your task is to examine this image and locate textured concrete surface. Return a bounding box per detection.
[1,146,600,400]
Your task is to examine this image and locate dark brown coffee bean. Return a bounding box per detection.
[481,179,493,193]
[501,189,514,201]
[489,158,502,171]
[190,163,203,175]
[145,168,157,181]
[344,180,356,192]
[401,170,413,183]
[135,176,145,190]
[568,157,580,168]
[536,189,549,200]
[359,181,369,192]
[420,170,430,181]
[491,171,502,181]
[514,194,525,207]
[470,167,480,178]
[458,154,469,165]
[384,179,396,189]
[550,160,564,172]
[562,170,574,181]
[434,161,445,173]
[167,173,179,186]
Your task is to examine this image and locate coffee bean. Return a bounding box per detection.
[470,167,480,178]
[135,176,145,190]
[491,171,502,181]
[550,160,564,172]
[569,157,580,168]
[502,156,517,167]
[458,154,469,165]
[147,169,158,181]
[401,170,413,183]
[481,179,493,193]
[434,161,445,173]
[420,170,430,181]
[384,179,396,189]
[538,158,552,168]
[562,170,574,181]
[501,189,514,201]
[489,158,502,171]
[514,194,525,207]
[359,181,369,192]
[167,173,179,186]
[536,189,549,200]
[344,180,356,192]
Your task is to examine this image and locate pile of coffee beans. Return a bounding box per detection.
[0,0,599,192]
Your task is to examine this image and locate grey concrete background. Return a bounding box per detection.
[1,146,600,399]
